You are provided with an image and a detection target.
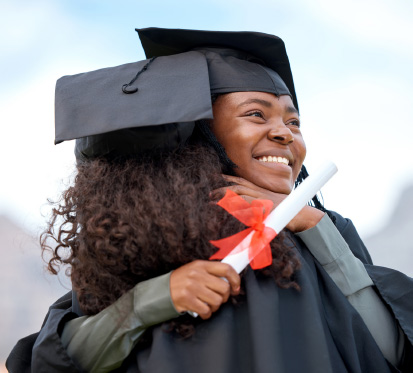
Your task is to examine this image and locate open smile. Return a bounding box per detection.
[255,155,290,166]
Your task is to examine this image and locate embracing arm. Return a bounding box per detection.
[60,272,180,372]
[31,261,239,373]
[25,275,176,373]
[216,175,406,367]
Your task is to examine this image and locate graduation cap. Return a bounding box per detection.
[54,27,298,160]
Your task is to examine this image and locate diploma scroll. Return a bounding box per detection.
[189,160,338,317]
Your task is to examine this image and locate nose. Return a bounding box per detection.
[267,124,294,145]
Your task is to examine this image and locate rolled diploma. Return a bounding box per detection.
[221,160,338,273]
[189,161,337,317]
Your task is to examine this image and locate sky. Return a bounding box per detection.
[0,0,412,238]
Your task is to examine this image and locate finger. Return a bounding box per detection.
[196,287,225,313]
[171,280,218,316]
[221,174,256,188]
[224,184,264,199]
[210,184,262,201]
[222,175,273,194]
[210,186,228,201]
[190,261,240,299]
[203,275,231,302]
[205,262,241,294]
[189,299,212,320]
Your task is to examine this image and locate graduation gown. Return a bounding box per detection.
[6,212,413,372]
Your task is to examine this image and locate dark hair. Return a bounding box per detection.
[41,144,301,336]
[41,92,338,337]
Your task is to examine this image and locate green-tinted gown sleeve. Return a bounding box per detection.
[61,272,180,373]
[296,214,405,368]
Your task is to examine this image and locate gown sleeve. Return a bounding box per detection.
[7,272,180,373]
[60,272,180,372]
[5,292,75,373]
[296,214,405,367]
[330,211,413,352]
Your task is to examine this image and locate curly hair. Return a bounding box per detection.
[41,144,301,335]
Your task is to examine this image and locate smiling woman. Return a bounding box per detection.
[6,28,413,373]
[212,92,306,195]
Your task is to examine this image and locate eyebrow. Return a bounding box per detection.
[237,99,299,115]
[237,98,272,108]
[286,105,299,115]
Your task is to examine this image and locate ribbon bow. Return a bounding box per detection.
[209,190,277,269]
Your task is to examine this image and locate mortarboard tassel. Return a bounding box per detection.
[122,56,157,94]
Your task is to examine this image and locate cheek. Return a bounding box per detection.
[298,139,307,161]
[221,135,257,173]
[212,124,251,162]
[293,138,307,177]
[292,132,306,159]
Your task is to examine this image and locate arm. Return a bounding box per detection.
[213,176,406,367]
[296,214,405,368]
[30,275,176,373]
[61,272,180,372]
[42,261,239,373]
[6,292,73,373]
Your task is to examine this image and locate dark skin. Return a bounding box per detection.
[170,92,324,319]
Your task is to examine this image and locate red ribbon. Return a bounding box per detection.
[209,190,277,269]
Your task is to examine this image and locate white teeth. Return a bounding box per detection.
[257,156,289,165]
[278,157,289,165]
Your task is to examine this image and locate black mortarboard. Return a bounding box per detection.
[54,27,298,160]
[138,28,297,108]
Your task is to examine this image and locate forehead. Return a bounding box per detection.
[213,92,297,114]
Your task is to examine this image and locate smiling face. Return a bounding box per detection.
[211,92,306,195]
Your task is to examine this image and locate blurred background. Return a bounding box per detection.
[1,0,412,370]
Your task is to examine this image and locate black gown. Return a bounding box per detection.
[6,212,413,372]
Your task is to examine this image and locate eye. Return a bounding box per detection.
[246,110,264,119]
[287,119,300,128]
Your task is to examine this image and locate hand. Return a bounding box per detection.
[211,175,324,233]
[170,260,241,320]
